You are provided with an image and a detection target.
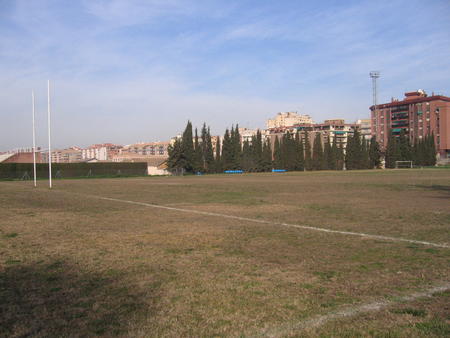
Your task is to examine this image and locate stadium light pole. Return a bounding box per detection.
[32,90,37,187]
[47,80,52,189]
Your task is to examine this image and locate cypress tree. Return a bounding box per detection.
[412,137,419,166]
[345,129,362,170]
[385,131,400,168]
[253,130,263,172]
[234,125,242,169]
[312,132,323,170]
[215,136,222,173]
[361,138,370,169]
[229,126,236,169]
[424,135,431,165]
[167,138,185,171]
[280,133,289,170]
[431,134,437,166]
[181,121,195,172]
[417,137,426,166]
[295,132,305,171]
[280,133,287,169]
[200,123,208,167]
[193,128,203,173]
[398,129,412,161]
[222,129,232,170]
[304,131,312,171]
[337,140,345,170]
[204,127,215,172]
[287,134,297,171]
[425,134,437,166]
[229,126,235,168]
[344,132,353,170]
[241,139,252,172]
[323,137,332,170]
[329,138,338,170]
[353,129,365,169]
[369,136,381,169]
[229,125,242,170]
[411,135,436,167]
[262,139,272,172]
[273,136,282,169]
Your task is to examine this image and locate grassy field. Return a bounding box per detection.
[0,169,449,337]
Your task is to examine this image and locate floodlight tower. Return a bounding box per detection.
[370,71,380,109]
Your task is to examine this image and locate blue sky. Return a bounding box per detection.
[1,0,449,150]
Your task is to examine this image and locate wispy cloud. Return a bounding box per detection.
[0,0,449,150]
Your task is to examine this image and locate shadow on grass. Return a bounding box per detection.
[0,260,156,336]
[415,184,450,197]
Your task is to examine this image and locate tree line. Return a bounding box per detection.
[385,130,436,168]
[168,121,436,174]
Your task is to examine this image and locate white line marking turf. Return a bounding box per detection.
[3,182,447,248]
[94,195,449,248]
[4,184,449,332]
[256,283,450,337]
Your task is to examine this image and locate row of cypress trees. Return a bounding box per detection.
[385,130,437,168]
[345,130,382,170]
[168,121,437,173]
[167,122,218,173]
[271,131,347,171]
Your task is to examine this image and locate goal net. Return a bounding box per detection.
[395,161,413,169]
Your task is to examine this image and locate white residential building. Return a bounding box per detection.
[356,119,372,140]
[82,147,108,161]
[266,112,314,129]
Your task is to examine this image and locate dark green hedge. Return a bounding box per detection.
[0,162,148,179]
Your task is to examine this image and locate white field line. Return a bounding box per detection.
[94,195,450,249]
[256,283,450,337]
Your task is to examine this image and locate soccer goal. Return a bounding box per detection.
[395,161,413,169]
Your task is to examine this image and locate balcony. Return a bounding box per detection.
[391,120,408,127]
[391,105,409,113]
[391,112,408,119]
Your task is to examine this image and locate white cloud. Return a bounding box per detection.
[1,0,449,151]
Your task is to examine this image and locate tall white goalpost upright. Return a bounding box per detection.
[32,90,37,187]
[47,80,52,188]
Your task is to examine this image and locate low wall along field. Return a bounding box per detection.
[0,169,449,336]
[0,162,148,179]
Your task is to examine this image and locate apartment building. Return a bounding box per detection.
[356,119,372,140]
[42,147,82,163]
[266,118,357,151]
[82,143,122,161]
[239,128,259,144]
[121,142,170,157]
[313,119,357,150]
[266,112,314,129]
[370,90,450,159]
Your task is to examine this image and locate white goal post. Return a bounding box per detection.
[395,161,413,169]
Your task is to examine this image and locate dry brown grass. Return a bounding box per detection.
[0,169,449,336]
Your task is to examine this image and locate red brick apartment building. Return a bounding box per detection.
[370,90,450,160]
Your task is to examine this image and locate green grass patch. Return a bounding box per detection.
[314,270,338,281]
[390,307,427,317]
[4,232,18,238]
[415,319,450,335]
